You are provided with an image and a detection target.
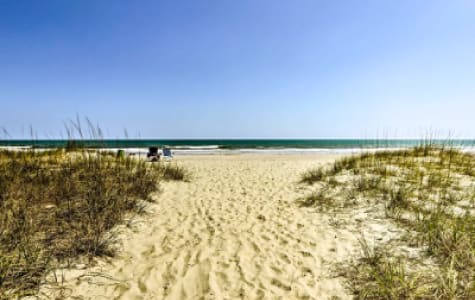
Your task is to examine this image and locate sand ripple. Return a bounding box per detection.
[40,154,357,299]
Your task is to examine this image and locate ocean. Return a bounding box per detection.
[1,139,474,155]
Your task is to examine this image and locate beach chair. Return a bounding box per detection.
[162,147,173,160]
[147,147,160,162]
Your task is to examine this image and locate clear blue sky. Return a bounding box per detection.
[1,0,474,139]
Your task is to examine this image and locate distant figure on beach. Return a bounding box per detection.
[147,147,160,162]
[163,147,173,159]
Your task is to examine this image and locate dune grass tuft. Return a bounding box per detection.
[0,148,186,298]
[158,163,189,181]
[300,145,475,298]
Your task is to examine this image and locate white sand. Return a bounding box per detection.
[39,154,377,299]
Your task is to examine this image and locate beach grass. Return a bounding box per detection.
[300,144,475,299]
[0,148,186,298]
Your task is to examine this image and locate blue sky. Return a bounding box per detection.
[1,0,474,138]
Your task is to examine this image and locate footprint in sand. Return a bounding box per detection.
[40,155,355,300]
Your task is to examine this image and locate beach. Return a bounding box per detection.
[37,153,372,299]
[4,1,474,298]
[5,145,471,299]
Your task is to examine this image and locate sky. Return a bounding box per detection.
[1,0,474,139]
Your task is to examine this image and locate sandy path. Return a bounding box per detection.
[42,154,361,299]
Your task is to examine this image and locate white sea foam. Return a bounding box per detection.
[3,145,474,156]
[169,146,475,155]
[165,147,404,155]
[172,145,220,150]
[0,146,32,151]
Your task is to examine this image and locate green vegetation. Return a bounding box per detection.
[159,163,189,181]
[0,148,186,298]
[300,145,475,299]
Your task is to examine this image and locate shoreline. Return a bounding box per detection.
[2,145,475,155]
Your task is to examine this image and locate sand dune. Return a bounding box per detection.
[39,154,369,299]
